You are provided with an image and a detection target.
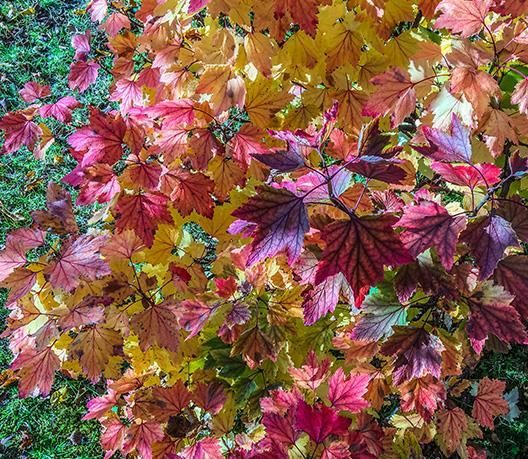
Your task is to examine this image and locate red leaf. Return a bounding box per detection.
[68,60,100,92]
[115,192,172,246]
[39,96,81,123]
[19,81,51,103]
[150,381,192,420]
[381,327,444,385]
[362,68,416,127]
[32,182,79,234]
[437,407,468,455]
[100,12,131,37]
[178,299,216,339]
[461,214,519,280]
[58,296,107,329]
[131,301,180,352]
[494,255,528,316]
[68,109,126,167]
[400,376,446,422]
[11,346,60,397]
[295,401,351,444]
[435,0,492,37]
[328,368,370,413]
[100,418,126,459]
[302,273,348,325]
[0,112,42,155]
[397,201,467,270]
[466,282,527,351]
[262,412,299,446]
[145,99,195,127]
[110,78,144,114]
[416,114,472,163]
[72,31,91,60]
[232,185,309,265]
[123,421,164,459]
[496,196,528,242]
[472,377,509,430]
[188,0,211,14]
[159,169,214,217]
[346,156,408,184]
[45,235,110,291]
[192,381,226,415]
[0,241,28,283]
[289,351,330,391]
[275,0,320,36]
[315,215,412,303]
[83,389,119,420]
[431,162,501,188]
[178,438,222,459]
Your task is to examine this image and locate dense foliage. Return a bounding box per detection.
[1,0,528,457]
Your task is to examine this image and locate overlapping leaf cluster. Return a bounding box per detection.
[1,0,528,457]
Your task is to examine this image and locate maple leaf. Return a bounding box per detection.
[68,108,126,167]
[381,327,444,385]
[0,241,29,283]
[10,346,60,397]
[100,418,126,459]
[397,201,467,270]
[275,0,320,37]
[494,255,528,316]
[159,169,214,218]
[511,78,528,115]
[39,96,81,123]
[68,60,100,92]
[437,407,468,455]
[327,368,370,413]
[231,325,277,369]
[70,325,123,383]
[466,281,527,351]
[431,162,501,188]
[295,401,351,444]
[472,377,509,429]
[496,196,528,242]
[350,287,407,341]
[289,351,331,391]
[19,81,51,103]
[315,215,412,303]
[262,412,299,446]
[115,192,173,247]
[83,389,120,420]
[302,273,348,325]
[123,421,164,459]
[416,114,472,163]
[149,381,192,420]
[232,185,309,266]
[58,296,108,330]
[400,376,446,422]
[461,215,519,280]
[362,68,416,127]
[0,111,42,155]
[131,301,180,352]
[32,182,79,234]
[178,299,217,339]
[100,12,131,37]
[178,438,223,459]
[252,148,305,172]
[435,0,492,37]
[192,381,227,415]
[45,235,110,291]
